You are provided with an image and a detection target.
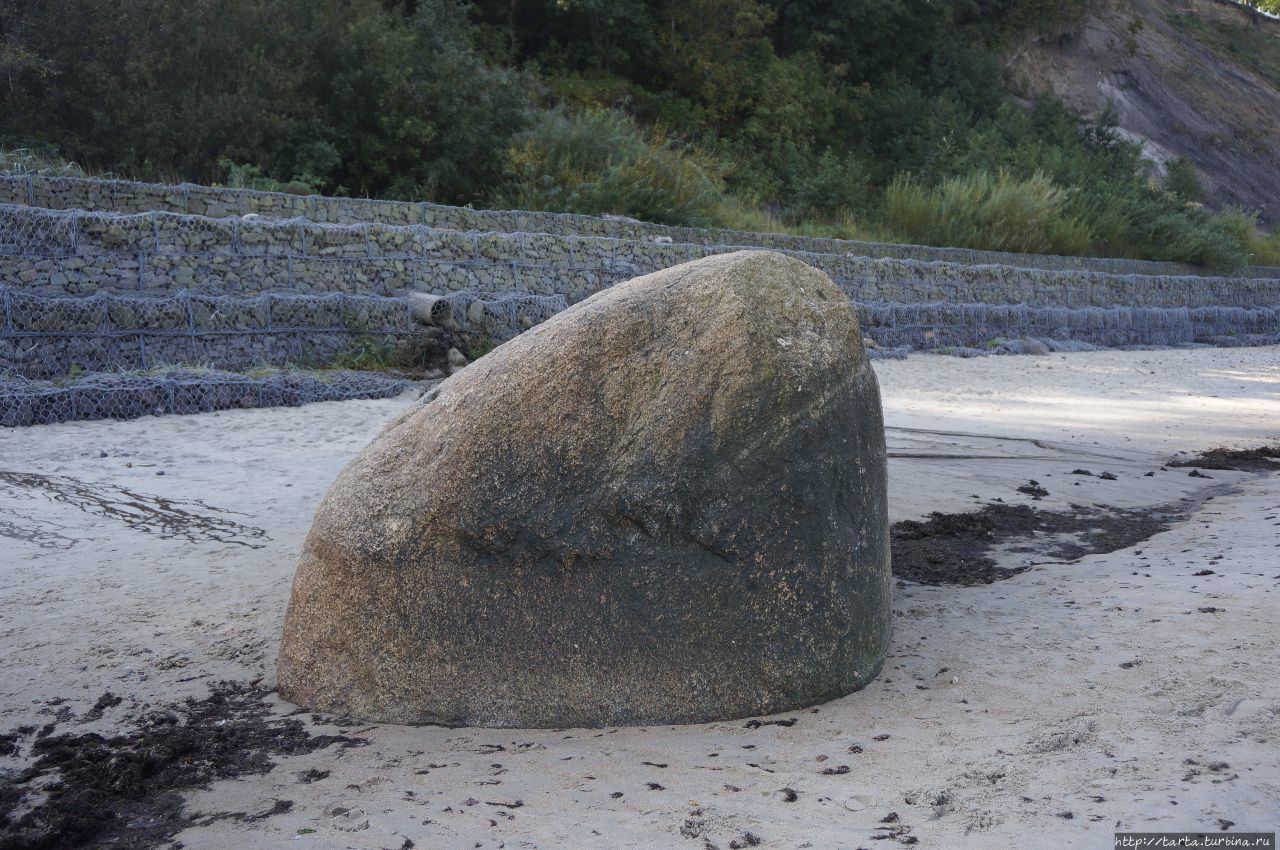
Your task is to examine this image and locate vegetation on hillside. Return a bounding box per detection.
[1167,6,1280,91]
[1,0,1276,267]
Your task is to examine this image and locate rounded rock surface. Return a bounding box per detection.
[278,250,890,727]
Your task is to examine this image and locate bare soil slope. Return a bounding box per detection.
[1010,0,1280,225]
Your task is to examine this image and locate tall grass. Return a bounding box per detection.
[0,146,190,184]
[714,201,896,242]
[885,170,1092,256]
[11,135,1274,269]
[1220,210,1280,266]
[1251,230,1280,266]
[496,109,729,227]
[0,148,90,178]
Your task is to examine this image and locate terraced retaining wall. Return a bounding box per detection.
[0,286,566,380]
[6,174,1277,279]
[0,369,410,427]
[5,283,1276,384]
[1,178,1278,418]
[857,302,1280,351]
[4,204,1279,310]
[0,288,424,379]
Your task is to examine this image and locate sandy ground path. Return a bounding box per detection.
[0,345,1277,848]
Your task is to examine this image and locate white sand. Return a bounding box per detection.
[1,345,1278,848]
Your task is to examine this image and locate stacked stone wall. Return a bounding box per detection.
[0,287,421,379]
[6,174,1277,278]
[4,204,1279,310]
[2,176,1278,424]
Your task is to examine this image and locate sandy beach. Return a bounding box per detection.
[1,345,1277,849]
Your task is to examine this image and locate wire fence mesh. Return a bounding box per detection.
[854,302,1280,350]
[0,286,567,379]
[430,290,568,345]
[6,203,1278,320]
[0,369,409,427]
[2,290,1277,426]
[5,174,1279,278]
[2,176,1278,426]
[2,282,1276,381]
[0,287,418,379]
[0,203,77,256]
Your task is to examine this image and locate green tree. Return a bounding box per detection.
[0,0,530,201]
[1165,158,1204,203]
[497,108,728,225]
[762,0,945,82]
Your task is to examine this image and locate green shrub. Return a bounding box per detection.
[0,0,531,202]
[1136,211,1246,269]
[1217,210,1280,267]
[218,159,323,195]
[1164,158,1204,203]
[1250,229,1280,266]
[2,0,1270,267]
[497,109,729,227]
[787,150,872,221]
[1072,185,1250,269]
[885,170,1091,256]
[332,334,444,374]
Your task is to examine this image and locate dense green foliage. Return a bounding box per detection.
[1,0,1275,266]
[886,171,1092,256]
[0,0,529,200]
[498,109,728,225]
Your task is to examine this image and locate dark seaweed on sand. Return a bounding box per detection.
[1169,446,1280,472]
[0,683,360,850]
[891,503,1174,586]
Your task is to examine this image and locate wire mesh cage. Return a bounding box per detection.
[8,174,1279,279]
[0,368,409,427]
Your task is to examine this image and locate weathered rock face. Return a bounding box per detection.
[278,250,890,728]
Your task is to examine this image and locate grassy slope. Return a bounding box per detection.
[1165,7,1280,90]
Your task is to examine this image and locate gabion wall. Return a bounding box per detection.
[5,282,1272,383]
[1,175,1277,430]
[4,204,1280,310]
[856,302,1280,350]
[5,174,1278,279]
[0,287,418,379]
[0,286,566,379]
[428,291,568,347]
[0,369,409,427]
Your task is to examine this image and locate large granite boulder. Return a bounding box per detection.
[278,250,890,728]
